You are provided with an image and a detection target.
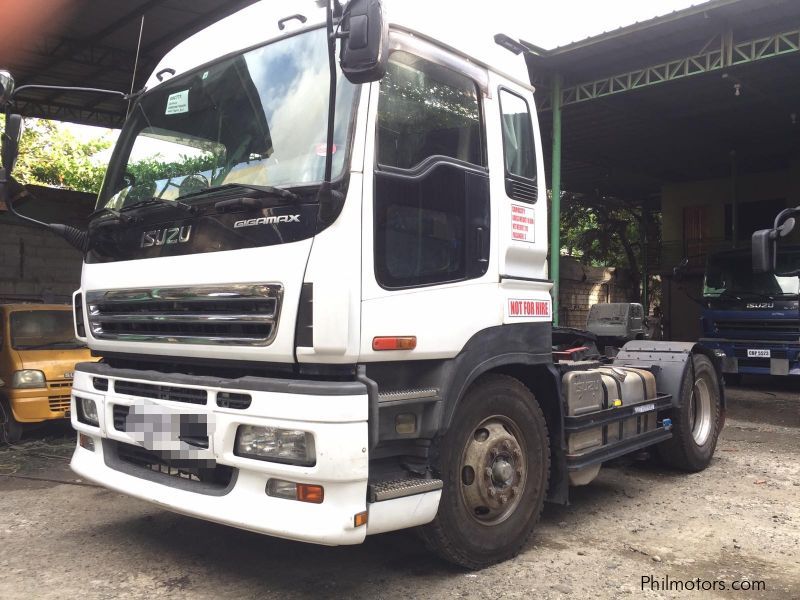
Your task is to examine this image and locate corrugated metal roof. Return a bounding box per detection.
[3,0,259,127]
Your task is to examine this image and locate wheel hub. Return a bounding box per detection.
[460,418,527,524]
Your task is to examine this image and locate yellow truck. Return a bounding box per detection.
[0,304,93,442]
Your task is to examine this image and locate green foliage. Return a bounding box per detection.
[560,193,660,303]
[8,117,112,194]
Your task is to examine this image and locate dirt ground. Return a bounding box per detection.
[1,376,798,600]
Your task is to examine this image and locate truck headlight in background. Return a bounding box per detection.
[76,397,99,426]
[11,370,46,389]
[235,425,316,466]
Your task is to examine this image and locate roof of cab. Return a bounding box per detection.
[145,0,532,91]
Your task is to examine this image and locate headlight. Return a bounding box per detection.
[12,370,46,389]
[76,397,99,427]
[235,425,316,466]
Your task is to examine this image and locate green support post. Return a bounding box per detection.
[641,208,649,316]
[550,74,562,326]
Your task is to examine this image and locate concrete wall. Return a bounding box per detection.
[0,185,93,303]
[558,256,633,329]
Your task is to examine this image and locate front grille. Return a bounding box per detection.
[715,319,800,333]
[110,440,234,490]
[86,284,283,346]
[48,396,71,413]
[216,391,252,410]
[93,377,109,391]
[49,380,72,390]
[115,380,207,405]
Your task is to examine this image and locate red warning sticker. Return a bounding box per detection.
[508,298,551,318]
[511,203,535,243]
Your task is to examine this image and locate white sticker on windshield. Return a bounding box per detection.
[165,90,189,115]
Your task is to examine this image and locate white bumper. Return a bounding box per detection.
[69,368,370,545]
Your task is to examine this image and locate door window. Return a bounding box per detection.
[499,89,537,202]
[374,52,490,289]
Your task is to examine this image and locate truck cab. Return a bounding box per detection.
[701,247,800,379]
[0,303,93,441]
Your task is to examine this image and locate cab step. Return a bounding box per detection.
[368,477,443,502]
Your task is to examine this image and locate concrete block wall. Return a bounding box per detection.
[0,184,93,304]
[0,222,82,302]
[558,256,633,329]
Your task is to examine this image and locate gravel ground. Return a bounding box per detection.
[0,376,797,599]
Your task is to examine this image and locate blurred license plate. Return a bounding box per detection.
[747,349,770,358]
[124,401,214,461]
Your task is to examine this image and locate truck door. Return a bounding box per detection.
[359,35,499,360]
[489,74,552,324]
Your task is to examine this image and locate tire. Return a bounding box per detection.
[419,374,550,569]
[0,397,23,444]
[656,354,722,472]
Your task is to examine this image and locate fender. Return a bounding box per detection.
[614,341,726,413]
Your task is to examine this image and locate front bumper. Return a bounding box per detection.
[700,339,800,376]
[69,365,370,545]
[10,386,72,422]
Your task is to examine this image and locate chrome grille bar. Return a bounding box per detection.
[86,284,283,346]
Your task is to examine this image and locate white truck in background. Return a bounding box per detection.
[0,0,724,569]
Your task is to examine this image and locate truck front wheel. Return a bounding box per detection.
[657,354,722,472]
[420,374,550,569]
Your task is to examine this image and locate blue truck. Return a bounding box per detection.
[701,246,800,381]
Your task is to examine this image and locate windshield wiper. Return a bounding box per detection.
[179,183,301,205]
[120,197,198,215]
[88,205,131,225]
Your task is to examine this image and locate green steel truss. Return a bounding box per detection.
[538,27,800,110]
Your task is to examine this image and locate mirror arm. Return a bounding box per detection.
[4,182,88,253]
[11,84,132,101]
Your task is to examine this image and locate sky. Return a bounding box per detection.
[65,0,702,145]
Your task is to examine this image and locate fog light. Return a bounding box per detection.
[77,397,99,426]
[235,425,315,466]
[266,479,324,504]
[79,433,95,451]
[395,413,416,434]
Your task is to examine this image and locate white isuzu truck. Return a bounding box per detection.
[0,0,724,568]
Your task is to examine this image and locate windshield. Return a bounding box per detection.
[704,250,800,297]
[10,310,85,350]
[97,27,357,211]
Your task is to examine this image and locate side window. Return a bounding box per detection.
[374,52,490,289]
[377,51,484,169]
[499,89,537,202]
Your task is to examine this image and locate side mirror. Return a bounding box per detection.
[2,113,22,174]
[753,209,798,273]
[339,0,388,84]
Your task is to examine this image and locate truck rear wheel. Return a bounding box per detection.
[419,374,549,569]
[0,398,23,444]
[656,354,721,472]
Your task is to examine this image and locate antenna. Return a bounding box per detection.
[127,15,145,117]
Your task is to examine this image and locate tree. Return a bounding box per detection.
[6,117,113,194]
[560,192,660,304]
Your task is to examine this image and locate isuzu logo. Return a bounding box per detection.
[234,215,301,228]
[140,225,192,248]
[746,302,773,309]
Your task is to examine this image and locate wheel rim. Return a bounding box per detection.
[459,415,527,525]
[688,376,712,445]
